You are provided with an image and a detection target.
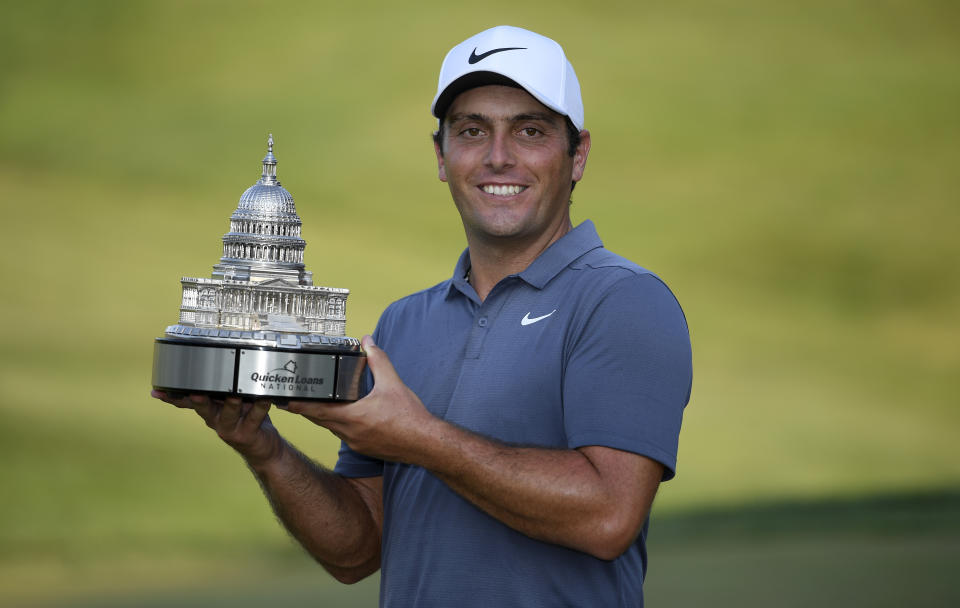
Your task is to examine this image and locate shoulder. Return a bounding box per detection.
[572,246,649,275]
[552,247,690,362]
[374,279,454,337]
[564,247,684,315]
[381,280,450,316]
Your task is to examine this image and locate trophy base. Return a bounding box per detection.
[152,336,366,402]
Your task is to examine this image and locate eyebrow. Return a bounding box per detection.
[446,112,488,124]
[513,112,560,125]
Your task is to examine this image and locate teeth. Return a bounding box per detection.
[482,184,525,196]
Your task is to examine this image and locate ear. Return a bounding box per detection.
[571,129,591,183]
[434,136,447,182]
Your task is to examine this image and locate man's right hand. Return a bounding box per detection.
[151,391,281,467]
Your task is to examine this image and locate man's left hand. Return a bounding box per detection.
[286,335,438,462]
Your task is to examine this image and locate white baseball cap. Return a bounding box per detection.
[431,25,584,130]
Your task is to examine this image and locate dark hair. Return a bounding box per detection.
[433,115,582,193]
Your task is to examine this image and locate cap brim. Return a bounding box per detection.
[431,72,523,121]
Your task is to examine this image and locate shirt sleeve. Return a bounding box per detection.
[562,273,692,480]
[333,438,383,478]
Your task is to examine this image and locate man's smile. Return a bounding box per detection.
[480,184,528,196]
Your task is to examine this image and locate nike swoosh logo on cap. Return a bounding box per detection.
[521,310,557,326]
[468,47,526,64]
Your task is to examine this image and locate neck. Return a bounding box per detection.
[466,220,573,302]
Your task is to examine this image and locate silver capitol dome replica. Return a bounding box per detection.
[152,135,366,402]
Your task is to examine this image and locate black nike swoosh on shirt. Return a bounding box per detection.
[468,47,527,64]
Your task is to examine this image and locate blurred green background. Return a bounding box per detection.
[1,0,958,606]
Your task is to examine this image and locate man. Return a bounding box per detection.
[153,26,691,607]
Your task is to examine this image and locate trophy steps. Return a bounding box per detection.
[153,334,366,403]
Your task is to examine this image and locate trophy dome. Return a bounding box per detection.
[235,182,298,218]
[212,135,311,285]
[232,134,299,219]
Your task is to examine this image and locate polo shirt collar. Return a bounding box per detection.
[446,220,603,299]
[519,220,603,289]
[448,249,474,300]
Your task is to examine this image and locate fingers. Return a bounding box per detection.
[287,400,349,441]
[218,396,243,428]
[240,400,272,434]
[286,400,351,431]
[191,394,217,424]
[152,390,279,464]
[152,391,273,428]
[361,335,399,386]
[285,399,333,419]
[151,389,195,409]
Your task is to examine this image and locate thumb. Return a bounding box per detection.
[362,335,399,385]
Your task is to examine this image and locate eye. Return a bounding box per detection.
[460,127,484,137]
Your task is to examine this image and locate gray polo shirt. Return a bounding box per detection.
[336,220,692,607]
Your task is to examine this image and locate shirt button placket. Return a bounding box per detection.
[465,285,509,359]
[465,313,491,359]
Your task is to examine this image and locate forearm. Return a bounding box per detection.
[426,429,604,549]
[411,418,660,560]
[248,439,381,582]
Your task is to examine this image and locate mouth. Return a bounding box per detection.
[479,184,527,197]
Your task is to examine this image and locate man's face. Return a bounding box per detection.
[435,85,590,247]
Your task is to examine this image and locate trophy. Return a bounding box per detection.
[152,135,366,402]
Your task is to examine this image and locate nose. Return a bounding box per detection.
[484,129,515,171]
